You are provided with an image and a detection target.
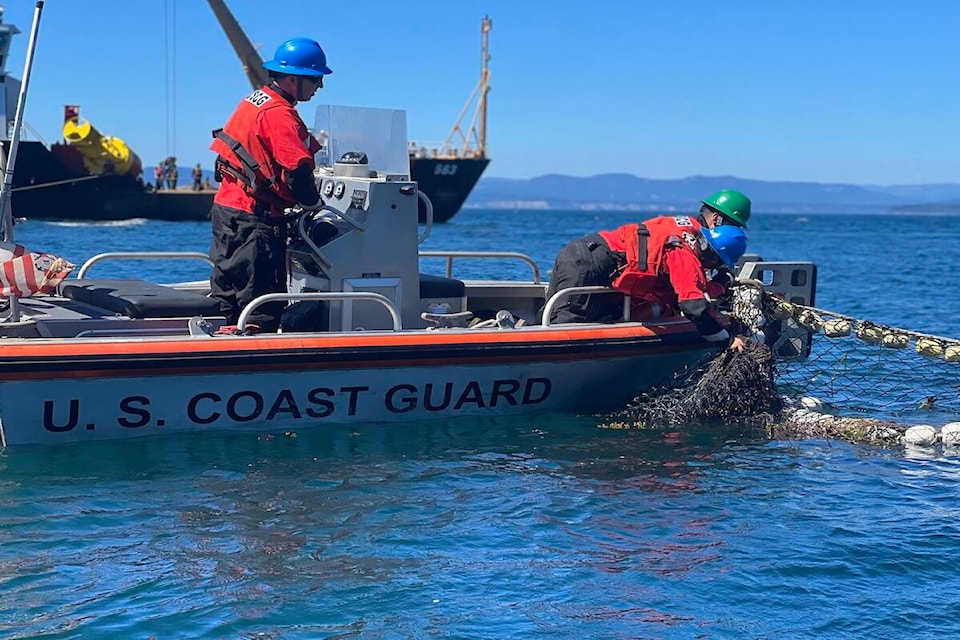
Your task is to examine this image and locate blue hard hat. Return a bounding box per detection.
[263,38,333,76]
[704,225,748,269]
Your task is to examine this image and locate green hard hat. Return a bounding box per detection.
[701,189,751,228]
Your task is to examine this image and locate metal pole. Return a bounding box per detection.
[0,1,44,323]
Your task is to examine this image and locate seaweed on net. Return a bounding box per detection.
[606,339,782,428]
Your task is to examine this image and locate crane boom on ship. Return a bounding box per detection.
[205,0,269,91]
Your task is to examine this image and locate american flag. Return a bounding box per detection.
[0,242,74,298]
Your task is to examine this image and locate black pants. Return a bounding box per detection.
[543,234,625,324]
[209,203,287,331]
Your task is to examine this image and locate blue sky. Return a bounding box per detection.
[5,0,960,185]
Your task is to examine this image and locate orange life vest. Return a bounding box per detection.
[210,85,321,214]
[598,215,706,298]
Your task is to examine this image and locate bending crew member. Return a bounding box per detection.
[543,214,747,345]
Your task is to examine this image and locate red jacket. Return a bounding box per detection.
[598,215,724,307]
[210,85,322,217]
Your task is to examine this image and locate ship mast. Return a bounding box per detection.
[205,0,268,91]
[440,16,492,160]
[478,15,491,158]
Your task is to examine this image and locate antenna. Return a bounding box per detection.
[164,0,177,158]
[0,0,45,323]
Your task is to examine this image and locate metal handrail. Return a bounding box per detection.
[417,189,434,245]
[77,252,215,279]
[540,286,629,327]
[237,291,402,332]
[419,251,542,283]
[73,327,194,338]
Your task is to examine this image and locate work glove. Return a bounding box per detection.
[710,268,734,289]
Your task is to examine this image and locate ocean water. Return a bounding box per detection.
[2,210,960,638]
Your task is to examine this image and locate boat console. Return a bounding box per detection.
[286,106,473,332]
[287,157,438,332]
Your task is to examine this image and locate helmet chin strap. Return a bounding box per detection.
[268,79,298,104]
[295,77,313,103]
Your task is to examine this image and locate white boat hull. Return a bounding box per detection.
[0,328,712,445]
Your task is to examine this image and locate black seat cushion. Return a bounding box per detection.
[419,273,465,298]
[59,279,222,319]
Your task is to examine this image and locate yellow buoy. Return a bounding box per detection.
[946,345,960,363]
[824,319,851,338]
[62,117,141,178]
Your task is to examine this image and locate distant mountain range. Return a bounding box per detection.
[464,174,960,213]
[168,168,960,214]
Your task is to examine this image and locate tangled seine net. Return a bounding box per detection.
[605,339,781,430]
[603,285,960,447]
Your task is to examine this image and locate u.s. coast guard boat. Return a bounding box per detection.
[0,106,815,446]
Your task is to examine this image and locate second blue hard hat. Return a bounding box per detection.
[704,225,748,269]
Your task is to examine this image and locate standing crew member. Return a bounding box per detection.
[543,215,747,346]
[154,162,165,190]
[192,163,204,190]
[208,37,331,331]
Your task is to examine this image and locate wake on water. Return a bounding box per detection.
[42,218,151,228]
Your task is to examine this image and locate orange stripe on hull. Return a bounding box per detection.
[0,322,698,358]
[3,342,713,381]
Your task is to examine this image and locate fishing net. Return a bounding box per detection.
[603,285,960,446]
[604,340,781,430]
[771,299,960,423]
